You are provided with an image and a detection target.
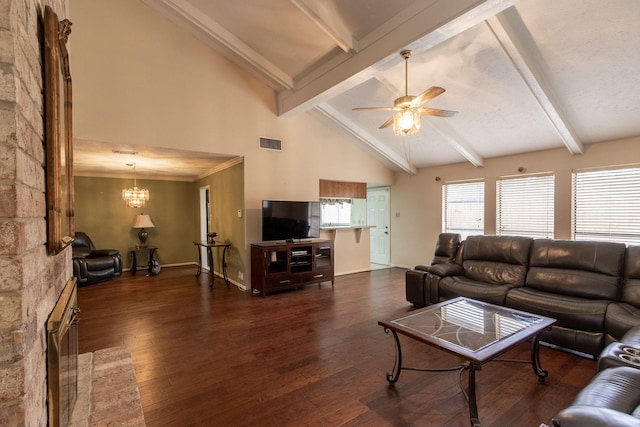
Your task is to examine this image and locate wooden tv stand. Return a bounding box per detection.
[250,240,334,296]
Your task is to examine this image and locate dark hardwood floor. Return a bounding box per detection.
[77,266,595,426]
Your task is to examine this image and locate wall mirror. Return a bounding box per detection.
[44,6,74,255]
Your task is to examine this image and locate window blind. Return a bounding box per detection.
[497,174,554,238]
[442,181,484,239]
[573,167,640,244]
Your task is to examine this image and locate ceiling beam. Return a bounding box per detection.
[289,0,356,54]
[487,8,584,154]
[278,0,520,117]
[423,120,485,167]
[142,0,294,90]
[314,104,418,175]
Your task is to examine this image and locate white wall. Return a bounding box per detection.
[69,0,395,278]
[391,136,640,269]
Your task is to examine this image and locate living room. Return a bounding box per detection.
[68,0,640,280]
[2,0,640,425]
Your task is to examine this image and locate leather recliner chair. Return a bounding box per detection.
[72,232,123,285]
[405,233,462,307]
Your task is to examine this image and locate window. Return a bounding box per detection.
[442,181,484,239]
[572,166,640,245]
[497,174,554,238]
[320,198,352,226]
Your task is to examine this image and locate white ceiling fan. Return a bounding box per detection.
[353,50,458,136]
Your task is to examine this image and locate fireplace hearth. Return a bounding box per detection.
[47,278,80,427]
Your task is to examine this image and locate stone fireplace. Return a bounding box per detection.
[47,278,79,426]
[0,0,71,425]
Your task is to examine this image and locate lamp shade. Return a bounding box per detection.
[133,214,155,229]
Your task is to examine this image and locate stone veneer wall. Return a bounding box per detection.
[0,0,71,425]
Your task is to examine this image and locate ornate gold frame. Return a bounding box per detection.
[44,6,74,255]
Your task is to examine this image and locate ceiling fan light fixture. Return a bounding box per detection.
[393,108,421,136]
[353,49,457,136]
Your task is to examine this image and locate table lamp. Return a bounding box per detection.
[133,214,155,247]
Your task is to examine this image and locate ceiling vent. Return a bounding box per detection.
[259,137,282,151]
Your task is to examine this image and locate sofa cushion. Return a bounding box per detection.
[439,276,514,305]
[462,235,532,266]
[85,257,119,271]
[463,260,528,286]
[526,239,626,300]
[507,287,610,332]
[459,235,533,286]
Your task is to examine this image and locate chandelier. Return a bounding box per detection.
[122,163,149,208]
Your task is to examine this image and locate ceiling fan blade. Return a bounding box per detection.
[413,86,446,106]
[418,107,458,117]
[379,116,395,129]
[353,107,397,111]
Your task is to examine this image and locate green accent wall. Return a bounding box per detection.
[197,162,246,287]
[74,161,246,285]
[74,176,198,269]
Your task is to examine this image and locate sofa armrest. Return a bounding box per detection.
[553,406,640,427]
[72,258,88,284]
[621,325,640,347]
[426,263,465,277]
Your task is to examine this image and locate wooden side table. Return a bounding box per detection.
[128,246,158,275]
[193,241,230,286]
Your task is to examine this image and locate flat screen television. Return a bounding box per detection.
[262,200,321,242]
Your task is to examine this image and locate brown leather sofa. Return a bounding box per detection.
[72,232,123,285]
[406,234,639,358]
[552,326,640,426]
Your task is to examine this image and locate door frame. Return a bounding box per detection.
[199,185,210,269]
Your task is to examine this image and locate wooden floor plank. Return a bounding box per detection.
[78,266,595,426]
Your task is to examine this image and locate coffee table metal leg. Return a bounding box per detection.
[531,334,548,382]
[384,328,402,384]
[467,363,481,427]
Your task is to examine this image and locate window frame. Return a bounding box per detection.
[572,165,640,245]
[496,173,555,239]
[442,180,485,239]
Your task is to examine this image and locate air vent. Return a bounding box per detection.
[259,137,282,151]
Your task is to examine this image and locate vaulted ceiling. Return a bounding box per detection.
[75,0,640,178]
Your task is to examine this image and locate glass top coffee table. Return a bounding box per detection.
[378,297,556,426]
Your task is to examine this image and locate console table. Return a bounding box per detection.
[128,246,158,276]
[193,241,231,287]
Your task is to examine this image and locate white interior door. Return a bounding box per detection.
[368,187,390,265]
[199,186,210,269]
